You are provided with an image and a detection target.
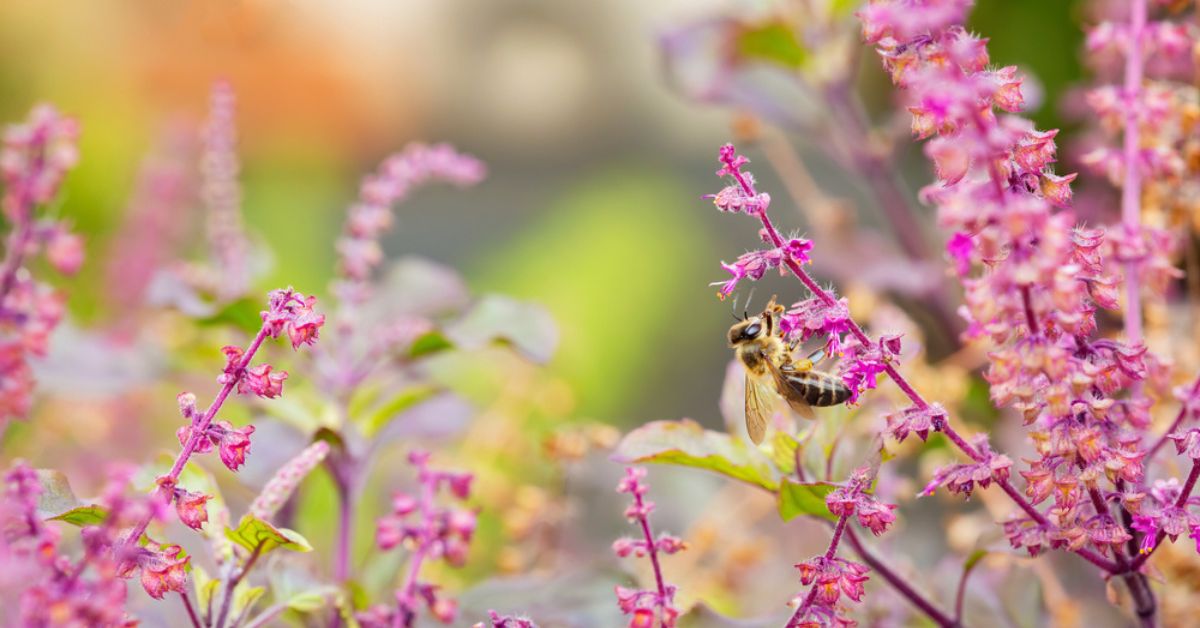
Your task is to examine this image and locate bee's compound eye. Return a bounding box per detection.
[744,323,761,338]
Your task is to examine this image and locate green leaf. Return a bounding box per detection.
[193,565,220,616]
[830,0,861,16]
[408,331,454,359]
[356,384,439,438]
[47,505,108,526]
[232,582,266,619]
[768,432,801,476]
[612,419,778,491]
[286,586,338,612]
[735,20,808,69]
[777,478,838,522]
[447,295,558,364]
[197,297,263,333]
[225,514,314,556]
[34,469,82,519]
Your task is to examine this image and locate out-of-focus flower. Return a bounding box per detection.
[475,610,539,628]
[365,451,476,627]
[201,80,251,300]
[249,441,331,521]
[335,144,485,304]
[0,104,81,427]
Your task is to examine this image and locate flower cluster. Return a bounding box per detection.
[713,238,812,299]
[0,461,193,619]
[787,470,886,627]
[335,143,486,304]
[854,0,1200,572]
[921,436,1013,499]
[361,451,477,628]
[613,467,685,628]
[0,104,81,426]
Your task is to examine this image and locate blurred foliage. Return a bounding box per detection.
[473,171,712,422]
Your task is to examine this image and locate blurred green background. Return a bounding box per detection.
[0,0,1083,430]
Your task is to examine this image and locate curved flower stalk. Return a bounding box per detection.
[118,288,324,601]
[612,467,686,628]
[0,104,81,428]
[357,451,476,627]
[333,143,485,306]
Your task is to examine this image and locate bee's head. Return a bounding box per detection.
[728,315,766,346]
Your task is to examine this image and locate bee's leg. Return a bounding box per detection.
[792,357,814,372]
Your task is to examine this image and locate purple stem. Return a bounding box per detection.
[1130,459,1200,571]
[1122,0,1147,345]
[121,324,271,551]
[823,82,934,264]
[631,479,670,627]
[1146,375,1200,463]
[179,590,202,628]
[842,527,958,627]
[785,513,850,628]
[396,468,436,628]
[731,156,1124,576]
[215,541,265,628]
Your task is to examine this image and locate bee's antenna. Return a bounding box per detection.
[741,286,757,319]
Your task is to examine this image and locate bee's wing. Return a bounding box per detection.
[768,361,817,421]
[744,374,775,445]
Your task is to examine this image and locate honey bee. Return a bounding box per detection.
[727,296,851,444]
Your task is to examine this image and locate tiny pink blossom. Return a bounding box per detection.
[238,363,287,398]
[174,489,211,530]
[207,420,255,471]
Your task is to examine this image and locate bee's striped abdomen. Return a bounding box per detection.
[792,371,852,406]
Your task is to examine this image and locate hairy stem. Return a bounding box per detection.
[631,484,670,627]
[121,325,271,551]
